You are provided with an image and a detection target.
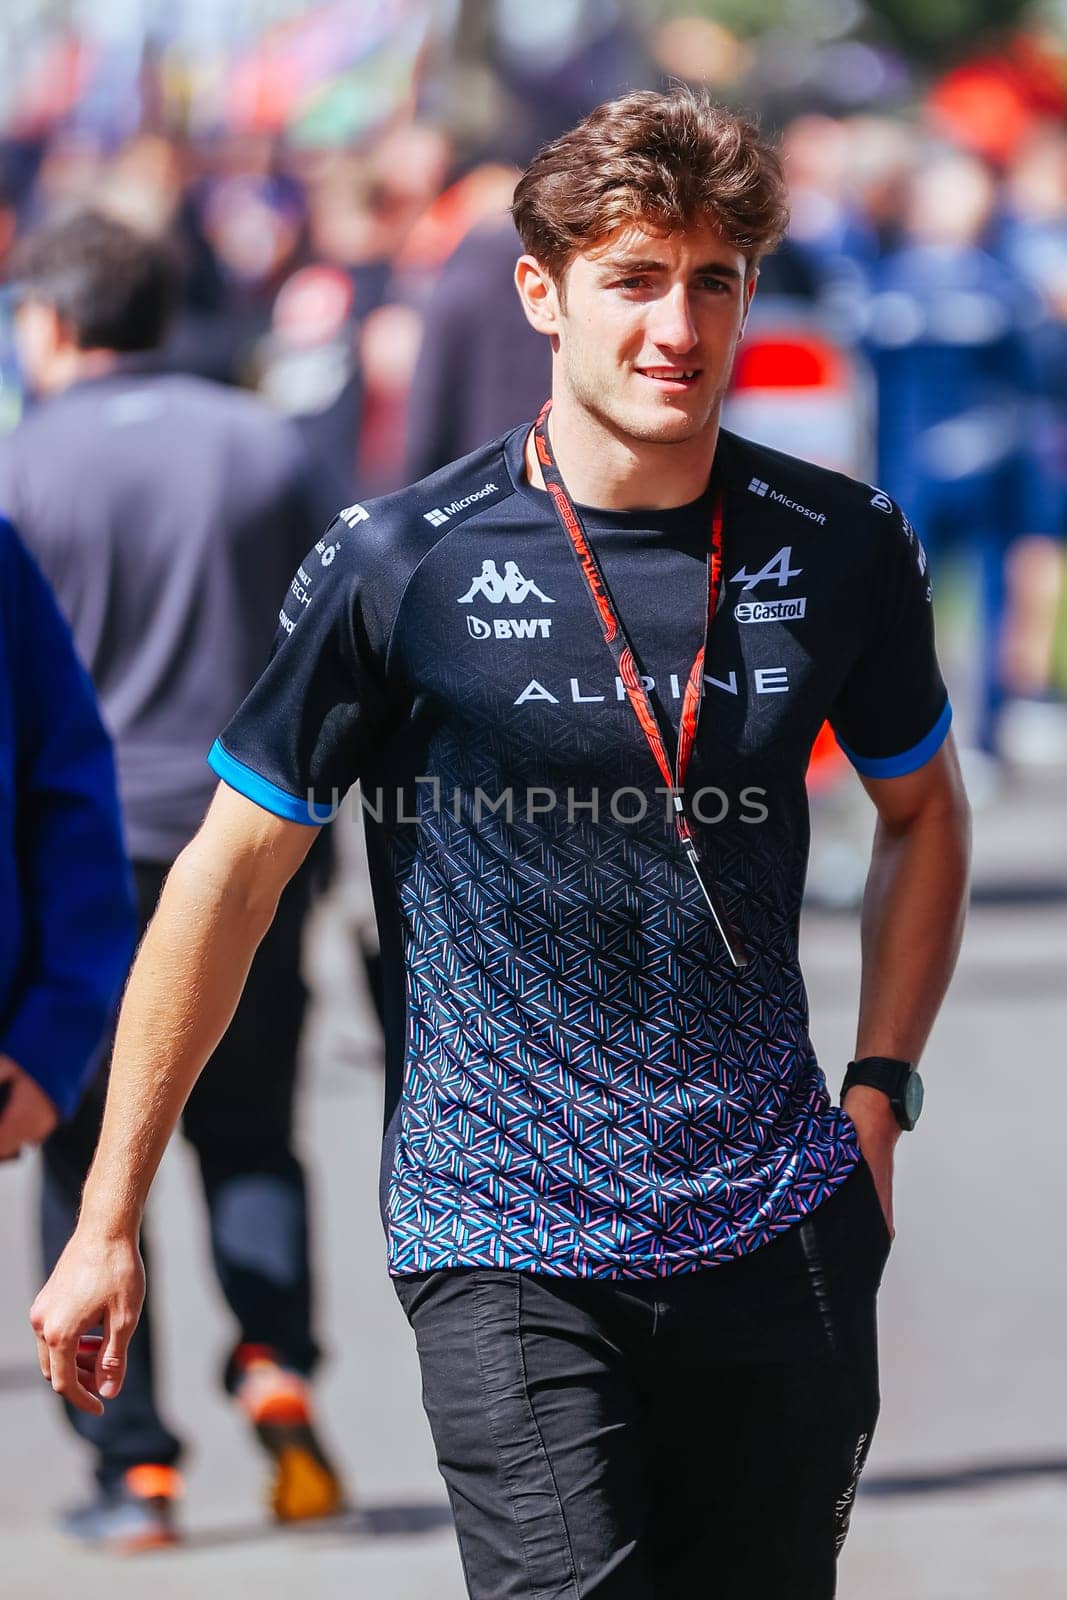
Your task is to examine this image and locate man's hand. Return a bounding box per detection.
[0,1054,59,1160]
[29,1229,145,1415]
[842,1084,900,1239]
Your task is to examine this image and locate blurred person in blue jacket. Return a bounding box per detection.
[992,127,1067,757]
[782,115,916,336]
[0,209,345,1549]
[0,516,133,1158]
[863,149,1037,756]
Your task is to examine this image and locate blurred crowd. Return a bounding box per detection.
[1,2,1064,1550]
[2,3,1067,769]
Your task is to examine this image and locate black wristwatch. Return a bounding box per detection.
[841,1057,924,1131]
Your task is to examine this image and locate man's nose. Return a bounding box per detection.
[650,285,698,352]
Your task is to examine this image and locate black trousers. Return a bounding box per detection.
[41,861,319,1488]
[395,1160,890,1600]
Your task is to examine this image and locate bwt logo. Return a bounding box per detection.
[467,616,553,640]
[423,480,499,526]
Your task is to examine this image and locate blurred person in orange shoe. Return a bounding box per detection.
[1,210,344,1548]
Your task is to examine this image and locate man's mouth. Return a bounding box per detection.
[636,367,701,387]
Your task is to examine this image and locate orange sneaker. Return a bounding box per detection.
[232,1344,346,1523]
[61,1464,182,1553]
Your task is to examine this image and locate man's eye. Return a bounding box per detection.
[698,277,730,293]
[616,277,647,290]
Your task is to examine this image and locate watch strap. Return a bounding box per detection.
[840,1056,913,1102]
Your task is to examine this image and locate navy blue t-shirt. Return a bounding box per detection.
[210,425,950,1278]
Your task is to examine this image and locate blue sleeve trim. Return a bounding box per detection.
[837,699,953,779]
[207,739,320,826]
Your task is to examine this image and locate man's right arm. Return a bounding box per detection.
[30,782,318,1414]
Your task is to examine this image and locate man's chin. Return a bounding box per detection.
[571,383,717,446]
[619,404,713,445]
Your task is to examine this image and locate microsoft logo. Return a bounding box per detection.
[423,480,500,528]
[748,477,769,497]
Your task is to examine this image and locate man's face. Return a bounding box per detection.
[547,218,755,446]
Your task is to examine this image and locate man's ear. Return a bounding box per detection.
[738,268,758,339]
[13,299,62,377]
[514,255,560,336]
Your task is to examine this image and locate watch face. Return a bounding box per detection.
[903,1071,924,1128]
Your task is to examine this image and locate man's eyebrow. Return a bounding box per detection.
[695,260,744,280]
[597,255,743,280]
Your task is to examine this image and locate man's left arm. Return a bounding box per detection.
[845,736,971,1232]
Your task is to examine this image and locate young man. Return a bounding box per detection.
[31,92,970,1596]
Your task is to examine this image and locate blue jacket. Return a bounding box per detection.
[862,242,1032,535]
[0,516,135,1118]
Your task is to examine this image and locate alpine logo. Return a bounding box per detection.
[338,502,370,527]
[459,560,554,605]
[748,476,826,525]
[467,616,553,641]
[424,479,499,526]
[730,545,803,592]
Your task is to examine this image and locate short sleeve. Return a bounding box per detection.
[209,516,392,824]
[830,501,951,778]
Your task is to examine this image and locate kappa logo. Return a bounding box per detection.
[467,615,553,641]
[748,476,826,525]
[424,479,499,527]
[869,489,894,514]
[459,560,555,605]
[338,503,370,527]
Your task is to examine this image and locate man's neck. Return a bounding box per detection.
[523,390,720,511]
[37,346,120,397]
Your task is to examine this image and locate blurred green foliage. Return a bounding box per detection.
[652,0,1034,57]
[869,0,1033,52]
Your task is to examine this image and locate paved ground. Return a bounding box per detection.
[1,772,1065,1598]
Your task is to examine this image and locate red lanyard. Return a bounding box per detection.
[532,401,746,967]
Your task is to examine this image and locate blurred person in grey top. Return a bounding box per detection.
[0,213,327,860]
[0,210,346,1549]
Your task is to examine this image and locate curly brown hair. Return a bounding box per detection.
[512,89,788,287]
